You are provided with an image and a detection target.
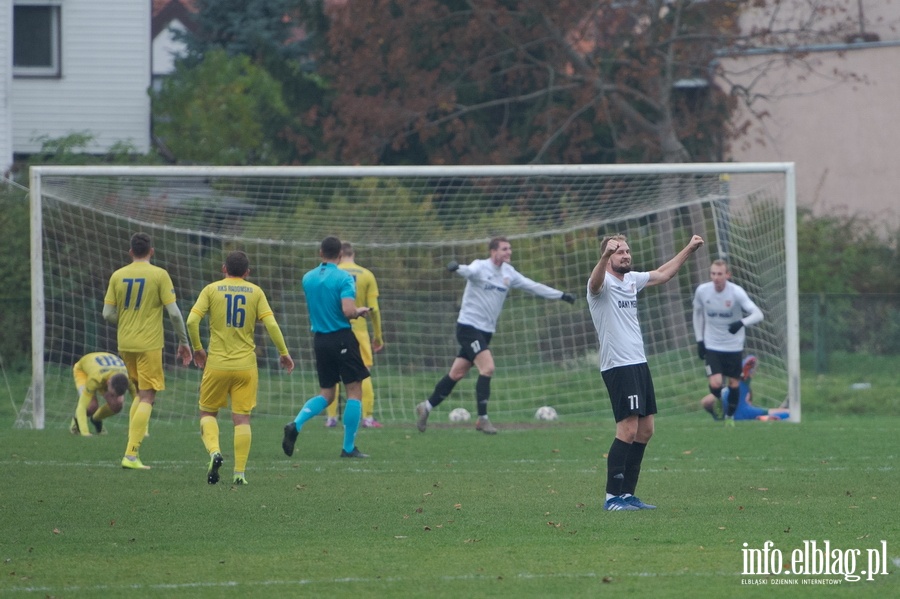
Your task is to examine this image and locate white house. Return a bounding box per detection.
[0,3,14,174]
[0,0,151,173]
[151,0,196,92]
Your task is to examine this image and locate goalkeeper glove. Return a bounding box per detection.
[561,292,576,304]
[728,321,744,334]
[446,260,459,272]
[697,341,706,360]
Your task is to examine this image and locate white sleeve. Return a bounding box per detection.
[510,270,562,300]
[165,302,190,345]
[692,290,705,342]
[456,260,480,282]
[738,289,764,327]
[102,303,118,324]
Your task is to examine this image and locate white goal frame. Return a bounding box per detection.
[27,162,800,429]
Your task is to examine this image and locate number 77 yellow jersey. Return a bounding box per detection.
[104,261,179,352]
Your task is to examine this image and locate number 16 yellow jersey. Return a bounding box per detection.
[188,277,281,370]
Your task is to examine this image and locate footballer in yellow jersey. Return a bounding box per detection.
[69,352,138,436]
[187,250,294,485]
[103,232,192,470]
[326,242,385,428]
[104,260,177,353]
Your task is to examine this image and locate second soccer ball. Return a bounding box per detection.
[448,408,471,422]
[534,406,558,421]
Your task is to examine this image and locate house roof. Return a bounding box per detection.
[152,0,199,38]
[152,0,198,18]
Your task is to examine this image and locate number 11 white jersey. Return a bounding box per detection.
[587,270,651,372]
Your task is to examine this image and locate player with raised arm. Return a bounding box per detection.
[103,232,192,470]
[68,352,137,436]
[187,251,294,485]
[588,233,704,511]
[415,236,576,434]
[693,259,764,425]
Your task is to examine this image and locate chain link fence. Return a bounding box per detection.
[800,293,900,373]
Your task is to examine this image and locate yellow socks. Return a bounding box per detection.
[200,416,221,455]
[329,378,376,420]
[233,424,251,474]
[93,403,115,421]
[129,396,140,421]
[129,396,150,437]
[125,401,152,457]
[75,393,93,436]
[361,377,375,420]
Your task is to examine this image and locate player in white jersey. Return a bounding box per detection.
[415,236,576,434]
[693,259,764,424]
[587,233,704,511]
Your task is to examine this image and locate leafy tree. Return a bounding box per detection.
[171,0,330,164]
[0,183,31,369]
[179,0,309,66]
[796,208,899,356]
[152,49,290,165]
[797,208,899,295]
[313,0,861,165]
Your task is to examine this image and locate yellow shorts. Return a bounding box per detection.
[354,329,373,367]
[120,350,165,392]
[198,368,258,415]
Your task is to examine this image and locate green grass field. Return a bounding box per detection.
[1,410,897,598]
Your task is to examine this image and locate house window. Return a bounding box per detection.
[13,3,61,78]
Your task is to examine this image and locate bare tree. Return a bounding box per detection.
[317,0,862,165]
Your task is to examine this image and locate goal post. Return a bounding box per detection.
[25,163,800,430]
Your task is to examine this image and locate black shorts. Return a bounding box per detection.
[601,363,657,422]
[313,329,370,389]
[704,350,743,380]
[455,324,493,362]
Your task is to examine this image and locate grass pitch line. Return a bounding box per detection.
[4,569,732,595]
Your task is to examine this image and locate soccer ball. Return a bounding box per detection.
[534,406,558,421]
[448,407,471,422]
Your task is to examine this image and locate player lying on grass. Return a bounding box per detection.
[701,355,790,421]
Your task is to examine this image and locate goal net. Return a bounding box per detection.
[25,164,800,429]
